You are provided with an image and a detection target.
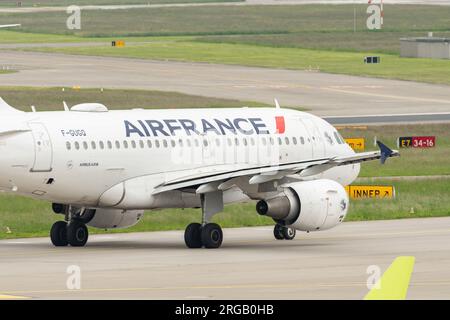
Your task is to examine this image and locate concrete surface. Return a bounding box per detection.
[0,217,449,299]
[1,51,450,117]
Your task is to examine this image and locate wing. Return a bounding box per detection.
[152,141,399,195]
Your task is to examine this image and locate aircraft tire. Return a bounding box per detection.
[184,222,203,248]
[282,227,296,240]
[67,221,89,247]
[201,223,223,249]
[50,221,68,247]
[273,224,285,240]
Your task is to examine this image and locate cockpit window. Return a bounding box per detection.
[334,131,344,144]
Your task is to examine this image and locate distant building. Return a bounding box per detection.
[400,36,450,59]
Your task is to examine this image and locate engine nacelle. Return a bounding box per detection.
[86,208,144,229]
[256,179,349,232]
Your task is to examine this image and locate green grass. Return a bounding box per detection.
[0,86,270,111]
[2,5,449,39]
[0,178,448,239]
[0,0,241,7]
[338,123,450,177]
[198,30,450,55]
[346,178,450,221]
[28,40,450,85]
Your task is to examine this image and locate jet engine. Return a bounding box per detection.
[86,208,144,229]
[256,179,348,232]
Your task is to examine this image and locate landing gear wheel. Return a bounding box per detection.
[282,227,296,240]
[66,221,89,247]
[50,221,68,247]
[184,223,203,248]
[273,224,284,240]
[201,223,223,249]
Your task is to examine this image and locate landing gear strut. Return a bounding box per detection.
[50,204,90,247]
[184,192,224,249]
[273,224,296,240]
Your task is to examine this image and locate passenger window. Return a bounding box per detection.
[278,137,282,145]
[147,140,152,148]
[285,137,290,145]
[243,138,248,146]
[131,140,137,149]
[216,138,220,147]
[91,141,96,150]
[235,137,239,146]
[293,137,297,145]
[107,141,112,149]
[139,140,144,148]
[163,140,168,148]
[99,141,105,150]
[115,141,120,149]
[83,141,88,150]
[179,139,183,147]
[171,140,176,147]
[123,140,128,149]
[75,142,80,150]
[66,142,71,150]
[155,140,160,148]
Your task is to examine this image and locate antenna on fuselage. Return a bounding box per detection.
[274,98,281,109]
[63,101,69,111]
[30,105,36,112]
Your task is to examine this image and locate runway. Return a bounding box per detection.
[0,217,449,299]
[1,51,450,118]
[324,112,450,125]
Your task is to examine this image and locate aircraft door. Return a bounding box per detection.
[300,118,326,158]
[29,122,53,172]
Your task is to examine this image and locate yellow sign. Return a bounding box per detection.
[112,40,125,47]
[345,185,395,199]
[345,138,365,151]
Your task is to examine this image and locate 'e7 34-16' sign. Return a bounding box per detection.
[397,136,435,148]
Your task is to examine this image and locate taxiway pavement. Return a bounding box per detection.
[0,217,449,299]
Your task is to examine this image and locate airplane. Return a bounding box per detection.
[0,97,399,249]
[0,24,21,29]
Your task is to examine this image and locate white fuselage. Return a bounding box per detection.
[0,107,359,210]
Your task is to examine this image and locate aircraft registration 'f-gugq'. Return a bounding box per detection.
[0,98,399,248]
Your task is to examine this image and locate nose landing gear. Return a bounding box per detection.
[273,224,296,240]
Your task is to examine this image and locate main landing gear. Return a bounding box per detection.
[184,222,223,249]
[184,192,224,249]
[273,224,296,240]
[50,204,93,247]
